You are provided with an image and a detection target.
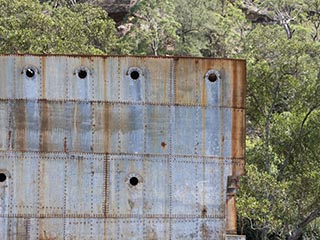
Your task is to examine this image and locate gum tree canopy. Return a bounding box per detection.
[0,0,118,54]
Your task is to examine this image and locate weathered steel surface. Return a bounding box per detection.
[225,236,246,240]
[0,55,246,239]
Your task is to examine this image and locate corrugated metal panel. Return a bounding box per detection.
[0,55,246,240]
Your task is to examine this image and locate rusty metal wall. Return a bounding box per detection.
[0,55,246,240]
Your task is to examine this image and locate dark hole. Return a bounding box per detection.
[130,70,140,80]
[161,142,167,148]
[26,68,35,78]
[129,177,139,186]
[0,173,7,182]
[208,73,218,82]
[78,69,87,79]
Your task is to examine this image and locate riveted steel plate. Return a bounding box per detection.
[0,55,246,240]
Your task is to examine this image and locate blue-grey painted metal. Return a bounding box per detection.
[0,55,246,239]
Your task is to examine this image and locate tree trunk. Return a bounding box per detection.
[261,229,269,240]
[289,207,320,240]
[288,229,302,240]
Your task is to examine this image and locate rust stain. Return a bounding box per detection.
[39,231,59,240]
[63,137,67,152]
[227,61,246,235]
[201,63,208,106]
[163,59,168,103]
[14,220,29,239]
[226,194,237,235]
[173,58,178,104]
[201,205,207,218]
[13,101,26,151]
[146,227,158,240]
[7,130,11,148]
[231,62,246,162]
[200,222,213,240]
[40,101,49,152]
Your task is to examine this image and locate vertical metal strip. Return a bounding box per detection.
[63,61,69,239]
[116,58,121,239]
[168,58,176,239]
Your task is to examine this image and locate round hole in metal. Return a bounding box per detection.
[208,73,218,82]
[0,173,7,182]
[205,69,220,83]
[78,69,88,79]
[130,70,140,80]
[129,177,139,186]
[26,68,35,78]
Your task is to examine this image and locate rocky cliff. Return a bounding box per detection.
[93,0,138,24]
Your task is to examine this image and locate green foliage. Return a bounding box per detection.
[238,20,320,239]
[238,164,289,237]
[173,0,251,57]
[0,0,118,54]
[121,0,181,56]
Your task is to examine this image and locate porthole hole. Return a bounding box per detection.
[78,69,88,79]
[130,70,140,80]
[208,73,218,82]
[129,177,139,186]
[205,70,220,83]
[0,173,7,182]
[26,68,35,78]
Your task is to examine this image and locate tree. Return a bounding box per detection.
[237,22,320,239]
[120,0,180,56]
[0,0,118,54]
[173,0,251,57]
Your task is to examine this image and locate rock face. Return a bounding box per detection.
[94,0,138,24]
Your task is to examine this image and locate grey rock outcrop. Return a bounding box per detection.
[93,0,138,24]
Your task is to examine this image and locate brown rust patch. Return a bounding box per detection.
[234,60,246,108]
[40,101,49,152]
[161,141,167,148]
[12,101,26,151]
[146,227,158,240]
[8,130,12,148]
[200,222,214,240]
[39,231,59,240]
[231,61,246,172]
[231,110,245,171]
[201,62,208,106]
[226,194,237,235]
[63,137,67,152]
[14,219,30,239]
[201,205,207,218]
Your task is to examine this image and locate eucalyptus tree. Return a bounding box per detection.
[0,0,118,54]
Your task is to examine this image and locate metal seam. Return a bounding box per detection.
[0,98,246,110]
